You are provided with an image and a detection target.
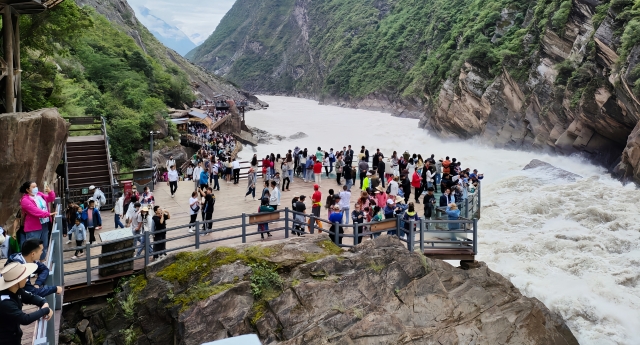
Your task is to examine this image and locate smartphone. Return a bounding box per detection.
[44,181,49,190]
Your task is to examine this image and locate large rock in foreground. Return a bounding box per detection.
[73,236,578,345]
[0,109,68,230]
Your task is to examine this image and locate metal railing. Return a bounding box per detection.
[101,116,117,188]
[33,198,64,345]
[62,204,479,286]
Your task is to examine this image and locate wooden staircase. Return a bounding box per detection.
[66,135,111,189]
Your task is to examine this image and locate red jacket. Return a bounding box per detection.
[411,172,422,188]
[312,190,322,207]
[313,161,323,174]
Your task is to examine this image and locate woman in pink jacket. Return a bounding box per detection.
[19,181,56,261]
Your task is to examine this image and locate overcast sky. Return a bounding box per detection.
[127,0,236,45]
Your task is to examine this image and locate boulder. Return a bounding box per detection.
[102,235,578,345]
[0,109,69,231]
[523,159,583,180]
[135,145,189,170]
[288,132,308,140]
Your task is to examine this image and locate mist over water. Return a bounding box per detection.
[240,96,640,345]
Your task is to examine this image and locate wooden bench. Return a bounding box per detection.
[248,212,280,225]
[369,219,397,232]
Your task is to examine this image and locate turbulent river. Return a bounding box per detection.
[239,95,640,345]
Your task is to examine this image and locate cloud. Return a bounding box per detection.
[127,0,236,45]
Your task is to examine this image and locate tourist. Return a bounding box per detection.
[225,157,233,184]
[351,203,365,244]
[374,186,388,211]
[422,187,436,220]
[19,181,55,261]
[440,188,455,207]
[361,171,372,191]
[328,205,344,244]
[0,262,53,345]
[338,185,351,224]
[384,199,398,236]
[304,155,314,183]
[310,184,323,232]
[411,169,422,204]
[199,187,215,233]
[402,202,419,239]
[232,157,241,184]
[297,151,305,178]
[68,219,86,259]
[167,165,179,198]
[293,195,307,236]
[114,193,125,229]
[211,159,220,191]
[269,181,281,210]
[335,154,344,185]
[284,153,294,191]
[125,198,139,228]
[4,238,62,297]
[313,157,323,185]
[89,186,106,209]
[400,173,411,203]
[258,198,273,240]
[186,164,194,181]
[358,156,369,189]
[328,148,336,173]
[370,170,381,191]
[370,206,383,238]
[141,186,154,205]
[274,154,283,187]
[199,164,209,190]
[260,181,270,200]
[165,155,176,172]
[407,158,416,182]
[188,192,200,233]
[343,163,353,191]
[193,162,203,192]
[152,206,170,260]
[269,153,276,178]
[133,206,152,257]
[377,156,386,188]
[245,167,257,200]
[65,203,80,244]
[323,152,330,177]
[388,176,399,197]
[372,149,381,172]
[445,203,461,240]
[81,200,102,245]
[325,189,337,219]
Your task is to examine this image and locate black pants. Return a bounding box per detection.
[336,172,342,185]
[204,213,213,230]
[88,227,96,243]
[74,240,84,256]
[271,205,278,210]
[283,177,290,190]
[324,166,330,177]
[233,169,240,184]
[415,187,422,202]
[153,232,166,259]
[169,181,178,195]
[213,175,220,190]
[189,214,197,228]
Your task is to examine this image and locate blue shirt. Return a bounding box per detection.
[328,212,343,224]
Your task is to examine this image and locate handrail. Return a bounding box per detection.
[101,117,116,190]
[33,199,64,345]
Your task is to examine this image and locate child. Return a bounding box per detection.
[371,206,383,239]
[68,218,86,259]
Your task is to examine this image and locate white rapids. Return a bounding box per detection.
[239,95,640,345]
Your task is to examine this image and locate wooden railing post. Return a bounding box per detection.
[241,213,247,243]
[195,221,200,249]
[85,243,91,286]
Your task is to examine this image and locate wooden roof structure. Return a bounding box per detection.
[0,0,63,14]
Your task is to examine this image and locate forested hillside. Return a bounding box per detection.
[188,0,640,182]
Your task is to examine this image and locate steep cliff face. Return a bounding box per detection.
[59,236,579,345]
[74,0,261,103]
[189,0,640,181]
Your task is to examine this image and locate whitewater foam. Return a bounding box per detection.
[240,95,640,345]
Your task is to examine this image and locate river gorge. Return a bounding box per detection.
[240,95,640,345]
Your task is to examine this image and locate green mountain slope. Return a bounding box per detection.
[189,0,640,182]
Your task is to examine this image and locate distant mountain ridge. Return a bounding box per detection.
[135,6,197,56]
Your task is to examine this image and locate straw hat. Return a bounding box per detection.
[375,185,385,193]
[141,206,149,212]
[0,262,39,290]
[395,195,405,204]
[449,203,458,210]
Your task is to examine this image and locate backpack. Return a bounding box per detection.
[386,183,391,194]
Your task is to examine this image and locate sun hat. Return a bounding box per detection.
[141,206,149,212]
[395,196,405,204]
[0,262,39,290]
[375,186,385,192]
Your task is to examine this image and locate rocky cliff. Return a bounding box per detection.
[74,0,262,104]
[0,109,68,230]
[188,0,640,182]
[60,236,578,345]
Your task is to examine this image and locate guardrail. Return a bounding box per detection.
[62,203,479,286]
[33,198,64,345]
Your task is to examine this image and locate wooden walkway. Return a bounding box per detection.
[62,173,472,287]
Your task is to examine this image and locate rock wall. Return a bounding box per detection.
[62,236,579,345]
[0,109,69,230]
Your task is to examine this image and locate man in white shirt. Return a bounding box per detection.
[192,162,203,192]
[338,185,351,224]
[165,156,176,171]
[89,186,106,209]
[168,165,179,198]
[269,181,281,209]
[232,158,241,184]
[114,193,125,228]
